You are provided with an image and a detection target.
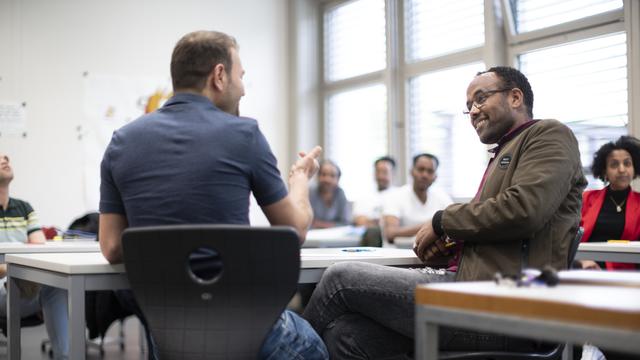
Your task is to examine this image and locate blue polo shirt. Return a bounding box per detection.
[99,93,288,227]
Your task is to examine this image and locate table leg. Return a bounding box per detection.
[68,275,86,360]
[563,342,574,360]
[415,309,439,360]
[7,274,21,360]
[423,322,439,360]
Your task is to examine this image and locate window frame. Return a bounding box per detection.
[294,0,640,196]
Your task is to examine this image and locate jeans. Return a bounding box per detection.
[116,290,328,360]
[302,261,540,359]
[0,280,69,360]
[259,310,329,360]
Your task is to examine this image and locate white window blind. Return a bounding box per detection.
[408,62,487,199]
[405,0,484,62]
[326,84,388,201]
[324,0,387,82]
[519,32,627,184]
[513,0,623,33]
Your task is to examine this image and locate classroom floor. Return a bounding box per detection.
[0,317,146,360]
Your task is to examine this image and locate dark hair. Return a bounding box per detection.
[170,31,238,92]
[478,66,534,118]
[374,156,396,169]
[320,159,341,178]
[591,136,640,181]
[412,153,439,169]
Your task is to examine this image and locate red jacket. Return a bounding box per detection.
[580,187,640,270]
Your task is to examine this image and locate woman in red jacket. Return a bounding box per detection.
[579,136,640,270]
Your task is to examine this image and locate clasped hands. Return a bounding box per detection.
[413,221,453,264]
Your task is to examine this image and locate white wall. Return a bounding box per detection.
[0,0,290,228]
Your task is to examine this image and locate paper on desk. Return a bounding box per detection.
[306,226,366,241]
[559,270,640,288]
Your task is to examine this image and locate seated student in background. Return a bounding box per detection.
[579,136,640,270]
[0,153,68,360]
[310,160,351,228]
[353,156,396,227]
[382,153,452,243]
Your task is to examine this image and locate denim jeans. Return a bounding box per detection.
[302,261,540,359]
[0,281,69,360]
[116,290,328,360]
[259,310,329,360]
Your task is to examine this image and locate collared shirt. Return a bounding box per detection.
[0,197,41,243]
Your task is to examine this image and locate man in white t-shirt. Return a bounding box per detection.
[353,156,396,227]
[382,153,452,243]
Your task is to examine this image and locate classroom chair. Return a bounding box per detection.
[121,224,300,359]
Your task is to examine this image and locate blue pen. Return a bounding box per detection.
[342,248,374,252]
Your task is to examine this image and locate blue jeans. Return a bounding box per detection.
[260,310,329,360]
[0,281,69,360]
[116,290,328,360]
[302,262,540,359]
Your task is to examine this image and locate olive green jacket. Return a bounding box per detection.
[443,119,587,281]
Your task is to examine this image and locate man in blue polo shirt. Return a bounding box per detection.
[0,153,69,359]
[98,31,327,359]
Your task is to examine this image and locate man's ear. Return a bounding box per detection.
[209,63,227,91]
[510,88,524,109]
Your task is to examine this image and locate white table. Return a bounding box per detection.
[6,253,127,359]
[415,273,640,360]
[6,247,421,360]
[575,241,640,263]
[0,240,99,262]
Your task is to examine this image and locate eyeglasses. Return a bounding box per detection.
[463,88,512,116]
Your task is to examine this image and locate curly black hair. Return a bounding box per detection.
[478,66,534,118]
[591,136,640,182]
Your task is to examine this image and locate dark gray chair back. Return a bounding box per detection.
[122,225,300,359]
[568,227,584,266]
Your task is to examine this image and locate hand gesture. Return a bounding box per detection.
[290,146,322,180]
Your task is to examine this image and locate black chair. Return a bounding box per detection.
[438,228,584,360]
[0,313,44,343]
[40,213,131,358]
[122,224,300,359]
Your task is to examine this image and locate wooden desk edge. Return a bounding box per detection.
[415,286,640,332]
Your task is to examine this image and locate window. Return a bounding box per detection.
[322,0,388,201]
[324,0,387,81]
[520,33,627,171]
[326,85,388,200]
[314,0,636,200]
[404,0,485,199]
[512,0,623,33]
[405,0,484,62]
[408,63,487,198]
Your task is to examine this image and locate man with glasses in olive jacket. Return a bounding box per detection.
[302,66,587,358]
